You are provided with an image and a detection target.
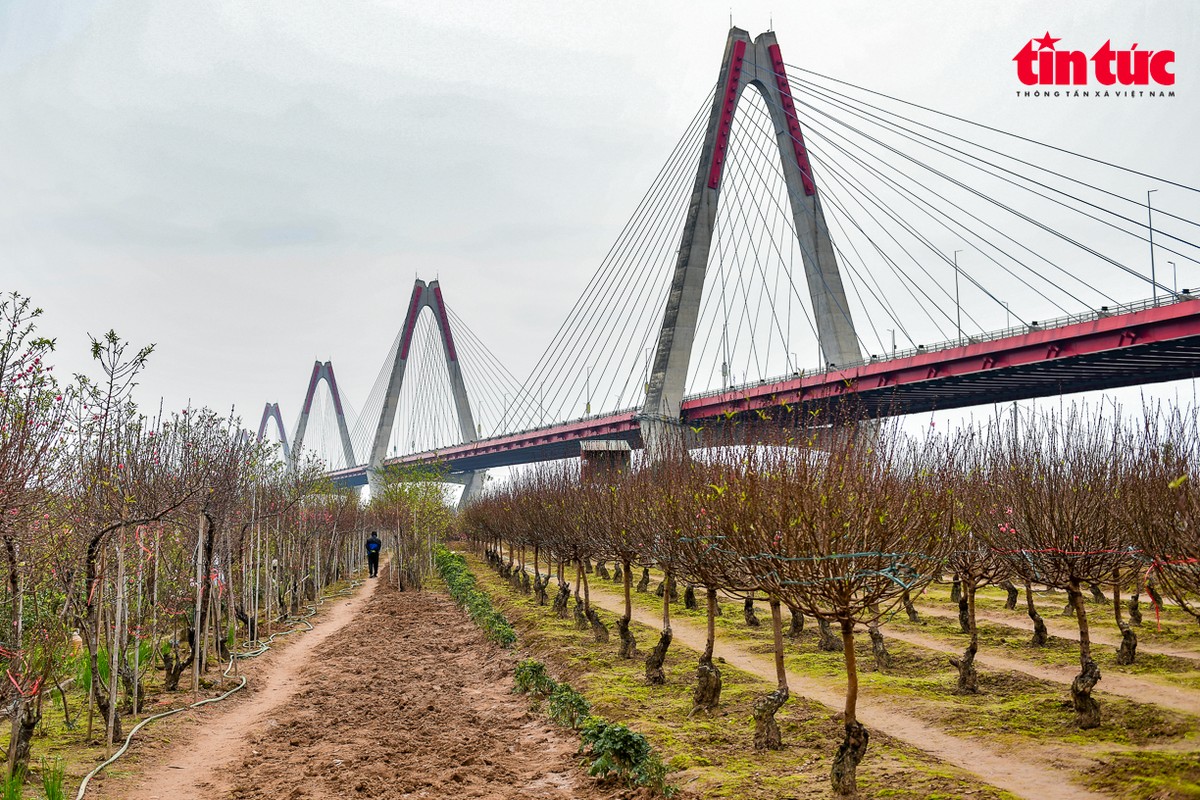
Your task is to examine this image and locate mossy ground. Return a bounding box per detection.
[1084,749,1200,800]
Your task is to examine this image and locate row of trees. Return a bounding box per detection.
[462,411,1200,797]
[0,293,441,782]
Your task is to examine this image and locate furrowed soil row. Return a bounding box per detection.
[95,571,607,800]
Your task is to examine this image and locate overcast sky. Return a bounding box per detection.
[3,0,1198,452]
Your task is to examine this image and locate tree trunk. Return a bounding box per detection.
[1089,582,1106,603]
[573,562,588,631]
[831,618,868,797]
[683,583,698,611]
[1024,580,1048,646]
[818,617,844,652]
[1001,580,1019,610]
[1127,586,1143,626]
[743,597,761,627]
[580,567,608,643]
[1068,579,1102,729]
[644,572,672,685]
[957,592,970,634]
[753,599,789,750]
[595,561,610,580]
[7,694,40,779]
[788,605,804,639]
[902,590,920,622]
[636,567,650,593]
[654,576,678,601]
[552,581,570,619]
[611,561,623,584]
[951,582,979,693]
[1145,576,1165,624]
[867,622,891,671]
[950,574,961,604]
[617,558,637,659]
[1112,569,1136,665]
[691,588,722,715]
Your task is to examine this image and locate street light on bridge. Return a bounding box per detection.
[953,249,963,343]
[1148,189,1158,303]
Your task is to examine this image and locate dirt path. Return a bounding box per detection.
[99,573,606,800]
[584,583,1109,800]
[93,578,379,799]
[881,622,1200,717]
[916,602,1200,662]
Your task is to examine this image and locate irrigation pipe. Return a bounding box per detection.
[73,579,363,800]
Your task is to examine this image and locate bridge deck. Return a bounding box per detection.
[329,296,1200,485]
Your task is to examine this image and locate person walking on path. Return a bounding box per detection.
[366,531,382,578]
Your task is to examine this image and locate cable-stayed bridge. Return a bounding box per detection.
[256,27,1200,498]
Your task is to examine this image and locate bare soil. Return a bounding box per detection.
[94,573,609,800]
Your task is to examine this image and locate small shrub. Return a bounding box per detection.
[547,682,591,729]
[580,717,674,796]
[41,758,65,800]
[434,546,516,647]
[514,659,557,698]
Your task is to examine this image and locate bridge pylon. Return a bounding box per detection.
[256,402,291,462]
[367,278,485,507]
[640,27,863,458]
[292,360,356,472]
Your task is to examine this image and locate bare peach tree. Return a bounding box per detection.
[983,412,1131,729]
[1120,408,1200,626]
[703,443,799,747]
[749,424,955,796]
[628,461,690,685]
[951,460,1016,693]
[588,477,646,658]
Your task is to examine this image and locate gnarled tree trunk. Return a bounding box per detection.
[1068,579,1102,729]
[902,589,920,622]
[743,597,761,627]
[617,558,637,658]
[636,567,650,593]
[1112,568,1136,665]
[691,588,722,715]
[818,617,844,651]
[552,581,571,619]
[788,604,804,639]
[753,599,789,750]
[580,566,608,643]
[1001,580,1019,610]
[831,618,868,796]
[950,581,979,693]
[1024,580,1048,646]
[644,570,673,685]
